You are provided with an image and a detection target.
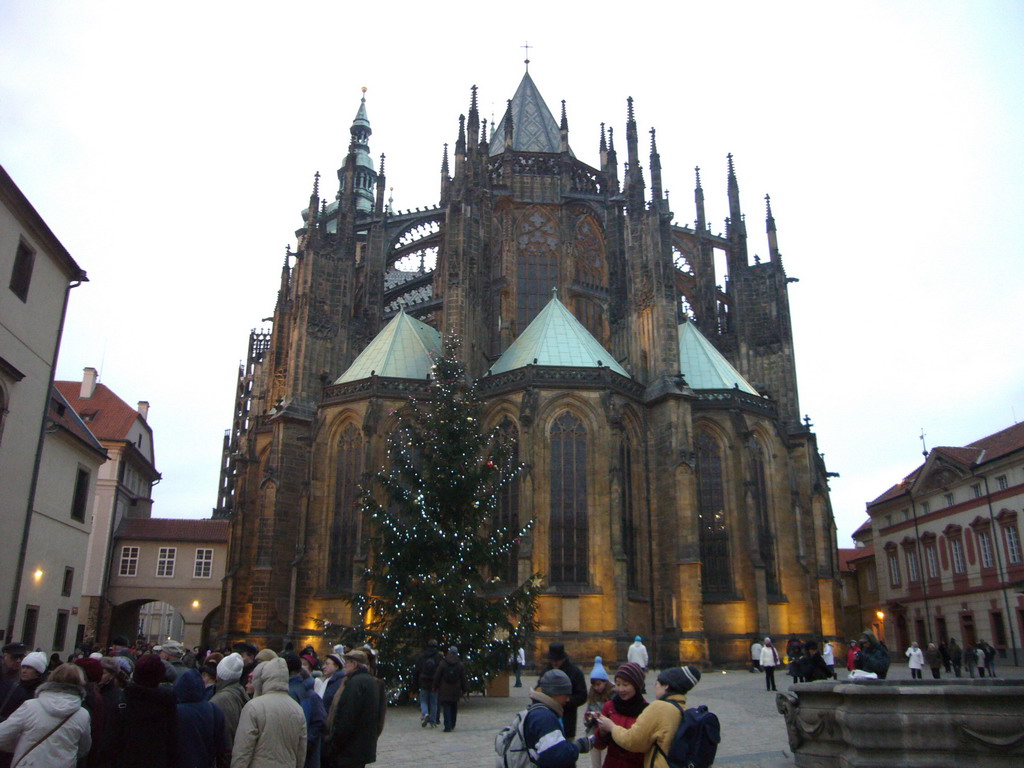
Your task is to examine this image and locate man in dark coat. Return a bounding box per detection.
[101,653,178,768]
[324,650,380,768]
[536,643,587,738]
[854,630,890,679]
[432,646,467,732]
[796,641,832,682]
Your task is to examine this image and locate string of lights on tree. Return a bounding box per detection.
[318,337,541,690]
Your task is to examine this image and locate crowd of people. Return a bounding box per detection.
[0,637,389,768]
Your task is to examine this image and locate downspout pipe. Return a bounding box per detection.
[979,474,1019,666]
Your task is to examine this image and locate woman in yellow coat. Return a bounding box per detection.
[595,666,701,768]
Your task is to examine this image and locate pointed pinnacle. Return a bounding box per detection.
[627,96,635,123]
[378,153,386,176]
[441,143,449,174]
[695,166,702,189]
[608,126,615,152]
[312,171,320,198]
[727,152,736,179]
[470,84,478,113]
[560,100,568,131]
[480,118,488,144]
[600,123,607,152]
[765,193,773,218]
[649,127,658,155]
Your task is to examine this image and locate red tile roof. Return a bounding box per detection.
[838,548,859,571]
[868,421,1024,507]
[852,517,873,537]
[49,387,106,457]
[845,544,874,564]
[114,518,228,543]
[55,381,146,442]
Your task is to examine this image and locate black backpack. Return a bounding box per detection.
[656,701,721,768]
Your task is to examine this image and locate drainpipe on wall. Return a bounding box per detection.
[979,474,1019,666]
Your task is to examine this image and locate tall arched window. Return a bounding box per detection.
[516,207,559,333]
[751,439,780,596]
[328,425,363,590]
[620,434,641,591]
[550,411,588,585]
[495,418,521,584]
[696,432,732,594]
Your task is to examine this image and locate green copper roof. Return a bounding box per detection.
[488,293,629,377]
[489,72,573,157]
[335,310,441,383]
[677,322,759,394]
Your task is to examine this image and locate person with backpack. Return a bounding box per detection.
[537,644,588,739]
[592,662,647,768]
[413,641,442,728]
[433,646,467,732]
[583,659,613,768]
[495,669,594,768]
[596,666,706,768]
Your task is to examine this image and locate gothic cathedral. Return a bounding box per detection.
[216,70,841,666]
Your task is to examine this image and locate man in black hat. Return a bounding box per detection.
[537,642,587,738]
[0,642,26,711]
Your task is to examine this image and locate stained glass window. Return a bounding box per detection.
[621,436,640,591]
[516,208,559,333]
[496,419,521,584]
[328,425,363,589]
[550,411,588,585]
[696,432,732,593]
[751,440,780,596]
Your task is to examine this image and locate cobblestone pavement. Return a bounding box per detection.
[373,662,1024,767]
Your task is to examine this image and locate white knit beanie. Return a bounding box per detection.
[217,652,244,683]
[22,652,47,674]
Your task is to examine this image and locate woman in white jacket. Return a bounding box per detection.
[0,663,91,767]
[905,642,924,679]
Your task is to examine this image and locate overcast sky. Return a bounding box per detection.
[3,1,1022,547]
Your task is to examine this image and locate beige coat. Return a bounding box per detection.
[609,692,687,768]
[230,658,307,768]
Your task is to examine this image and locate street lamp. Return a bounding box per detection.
[875,610,886,644]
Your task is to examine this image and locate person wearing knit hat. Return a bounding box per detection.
[516,669,594,767]
[133,653,167,688]
[74,656,103,684]
[99,653,178,766]
[597,666,702,768]
[0,652,48,720]
[538,643,588,739]
[584,659,613,767]
[594,663,650,768]
[210,653,248,753]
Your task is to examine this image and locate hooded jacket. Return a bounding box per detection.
[855,630,890,678]
[0,681,92,767]
[231,658,306,768]
[432,650,466,704]
[210,678,249,752]
[175,669,228,768]
[287,674,326,768]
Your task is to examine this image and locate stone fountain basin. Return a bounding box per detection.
[776,678,1024,768]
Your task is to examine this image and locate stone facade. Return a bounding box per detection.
[217,72,840,665]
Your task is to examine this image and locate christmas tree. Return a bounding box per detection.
[340,340,541,690]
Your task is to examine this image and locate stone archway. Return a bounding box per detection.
[108,598,220,649]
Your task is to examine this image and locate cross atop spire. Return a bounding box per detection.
[521,41,532,72]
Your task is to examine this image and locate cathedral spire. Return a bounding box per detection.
[375,154,387,213]
[560,100,569,152]
[624,97,645,214]
[338,88,377,213]
[725,153,748,269]
[694,166,706,232]
[503,99,514,151]
[765,193,780,263]
[727,152,742,229]
[649,127,663,206]
[467,85,479,155]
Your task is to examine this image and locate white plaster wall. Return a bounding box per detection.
[16,429,99,656]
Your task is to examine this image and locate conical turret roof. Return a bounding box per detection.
[488,293,628,376]
[678,321,758,394]
[489,72,572,157]
[335,310,442,383]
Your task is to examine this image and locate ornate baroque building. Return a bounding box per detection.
[216,70,840,665]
